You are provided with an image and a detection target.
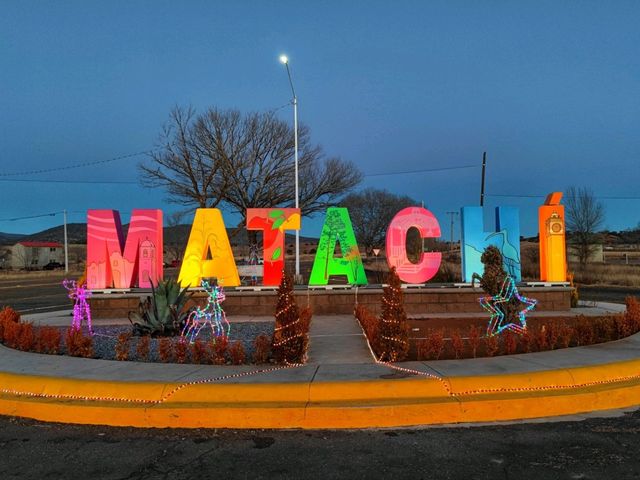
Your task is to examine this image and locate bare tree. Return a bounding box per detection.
[141,107,362,238]
[139,106,228,208]
[163,211,188,264]
[342,188,419,256]
[565,186,605,266]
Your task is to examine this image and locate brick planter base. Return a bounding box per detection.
[89,285,572,318]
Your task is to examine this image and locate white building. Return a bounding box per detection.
[10,241,64,269]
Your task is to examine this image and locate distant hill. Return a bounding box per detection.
[0,223,318,247]
[0,232,26,245]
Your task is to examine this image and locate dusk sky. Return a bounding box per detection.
[1,1,639,239]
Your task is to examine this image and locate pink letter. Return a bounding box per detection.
[385,207,441,283]
[86,209,163,289]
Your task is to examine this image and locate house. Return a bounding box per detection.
[10,241,64,269]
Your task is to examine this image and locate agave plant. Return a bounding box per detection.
[128,278,192,336]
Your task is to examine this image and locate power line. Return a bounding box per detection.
[486,193,640,200]
[0,211,85,222]
[0,178,138,184]
[0,150,151,177]
[364,164,478,177]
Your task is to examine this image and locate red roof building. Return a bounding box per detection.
[17,241,63,248]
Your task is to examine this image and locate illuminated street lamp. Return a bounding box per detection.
[279,54,300,281]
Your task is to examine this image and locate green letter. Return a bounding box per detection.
[309,207,367,285]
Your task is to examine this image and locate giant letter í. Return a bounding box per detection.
[386,207,442,283]
[86,209,163,289]
[461,206,521,282]
[178,209,240,287]
[538,192,567,282]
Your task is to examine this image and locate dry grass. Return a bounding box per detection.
[570,262,640,286]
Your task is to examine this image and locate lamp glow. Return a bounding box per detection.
[279,54,289,64]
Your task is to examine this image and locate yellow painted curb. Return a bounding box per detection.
[1,359,640,429]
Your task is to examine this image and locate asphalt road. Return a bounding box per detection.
[0,272,72,314]
[578,285,640,304]
[1,410,640,479]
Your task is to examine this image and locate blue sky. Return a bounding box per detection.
[1,1,639,238]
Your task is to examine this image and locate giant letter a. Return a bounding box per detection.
[178,209,240,287]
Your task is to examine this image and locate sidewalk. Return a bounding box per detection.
[2,307,640,429]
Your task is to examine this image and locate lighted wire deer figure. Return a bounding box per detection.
[181,279,230,344]
[63,279,93,335]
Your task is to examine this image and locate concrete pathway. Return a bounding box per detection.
[307,314,373,365]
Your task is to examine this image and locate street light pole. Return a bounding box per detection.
[280,55,300,282]
[63,209,69,273]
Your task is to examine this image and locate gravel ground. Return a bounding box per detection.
[57,322,274,364]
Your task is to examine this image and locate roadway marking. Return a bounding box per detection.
[18,304,71,313]
[0,282,65,290]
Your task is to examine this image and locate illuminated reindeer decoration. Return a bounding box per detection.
[63,278,93,335]
[181,280,230,344]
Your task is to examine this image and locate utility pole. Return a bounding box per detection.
[445,211,459,251]
[63,209,69,273]
[480,151,487,206]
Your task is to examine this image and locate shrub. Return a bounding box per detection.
[191,339,209,364]
[272,272,312,364]
[229,340,246,365]
[355,304,380,355]
[450,329,465,359]
[253,334,271,364]
[594,316,615,342]
[546,322,559,350]
[212,336,229,365]
[115,332,132,361]
[424,330,445,360]
[158,337,174,363]
[0,306,20,325]
[502,331,518,355]
[377,268,410,362]
[17,322,35,352]
[2,318,21,348]
[467,325,481,358]
[484,335,499,357]
[575,317,595,346]
[174,338,189,364]
[135,335,151,361]
[520,329,532,353]
[533,327,548,352]
[625,296,640,332]
[65,328,93,358]
[557,323,572,349]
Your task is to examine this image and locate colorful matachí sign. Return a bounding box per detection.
[309,207,367,285]
[85,192,567,289]
[246,208,301,286]
[386,206,442,283]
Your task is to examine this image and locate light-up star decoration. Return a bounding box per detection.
[181,280,230,344]
[479,276,537,336]
[63,279,93,335]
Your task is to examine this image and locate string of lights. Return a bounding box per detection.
[0,362,304,405]
[486,193,640,200]
[0,150,152,177]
